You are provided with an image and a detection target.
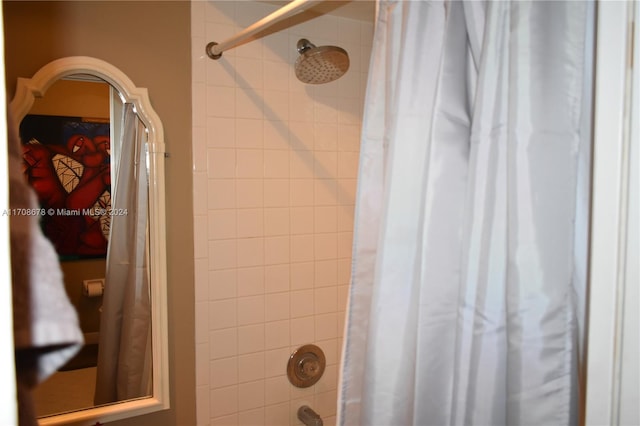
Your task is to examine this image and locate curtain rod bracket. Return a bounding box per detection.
[206,42,223,60]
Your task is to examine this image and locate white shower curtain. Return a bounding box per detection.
[95,103,152,404]
[338,1,594,425]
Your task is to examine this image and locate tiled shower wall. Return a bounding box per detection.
[191,1,373,425]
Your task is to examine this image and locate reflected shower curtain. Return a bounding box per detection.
[95,104,152,404]
[338,1,594,425]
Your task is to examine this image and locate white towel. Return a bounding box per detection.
[8,107,84,425]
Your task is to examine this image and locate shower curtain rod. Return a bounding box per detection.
[206,0,323,60]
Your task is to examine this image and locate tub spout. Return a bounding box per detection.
[297,405,323,426]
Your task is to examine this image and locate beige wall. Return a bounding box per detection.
[3,2,195,425]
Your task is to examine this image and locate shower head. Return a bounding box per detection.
[294,39,350,85]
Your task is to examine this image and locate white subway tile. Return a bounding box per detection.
[237,237,265,267]
[264,60,290,91]
[337,232,354,259]
[314,98,339,123]
[263,31,290,62]
[265,292,290,322]
[210,385,239,418]
[314,206,337,234]
[314,364,338,393]
[264,120,290,150]
[235,57,264,89]
[338,151,359,178]
[211,413,239,426]
[290,150,314,179]
[206,55,236,88]
[208,209,237,240]
[193,172,209,216]
[264,179,290,207]
[288,93,315,123]
[238,352,265,383]
[337,205,355,232]
[315,313,338,341]
[314,151,338,179]
[238,380,266,411]
[316,338,338,366]
[337,258,351,285]
[314,287,337,315]
[236,87,264,119]
[196,301,209,344]
[193,82,207,127]
[290,316,315,346]
[207,117,236,148]
[290,179,315,207]
[265,320,290,349]
[338,18,361,44]
[314,179,338,206]
[209,239,237,270]
[209,268,237,301]
[207,148,236,178]
[264,150,290,179]
[204,1,235,26]
[265,236,290,265]
[337,124,361,152]
[239,406,265,425]
[337,284,349,312]
[337,178,357,205]
[314,123,338,152]
[264,375,290,405]
[237,149,264,178]
[207,86,236,118]
[238,324,266,354]
[236,179,264,208]
[209,299,237,330]
[193,126,208,172]
[264,347,290,378]
[315,390,338,418]
[264,208,290,237]
[208,179,236,210]
[210,328,238,359]
[314,259,337,288]
[290,262,314,290]
[195,258,209,302]
[265,402,289,426]
[196,385,210,425]
[237,266,265,296]
[238,295,265,326]
[265,264,290,293]
[290,206,314,235]
[314,233,337,261]
[290,289,314,319]
[291,235,314,263]
[210,357,238,389]
[237,208,264,238]
[194,215,208,259]
[236,118,264,149]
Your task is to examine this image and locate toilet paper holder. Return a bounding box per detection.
[82,278,104,297]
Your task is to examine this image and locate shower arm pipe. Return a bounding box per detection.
[206,0,323,59]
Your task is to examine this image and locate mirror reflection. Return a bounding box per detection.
[19,76,152,417]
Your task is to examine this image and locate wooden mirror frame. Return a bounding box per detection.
[9,56,170,425]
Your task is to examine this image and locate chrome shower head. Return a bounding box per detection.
[294,39,350,85]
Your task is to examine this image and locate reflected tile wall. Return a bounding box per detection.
[192,1,373,425]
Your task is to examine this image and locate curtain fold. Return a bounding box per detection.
[94,103,151,404]
[338,1,593,425]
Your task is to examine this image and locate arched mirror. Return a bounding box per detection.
[9,56,169,425]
